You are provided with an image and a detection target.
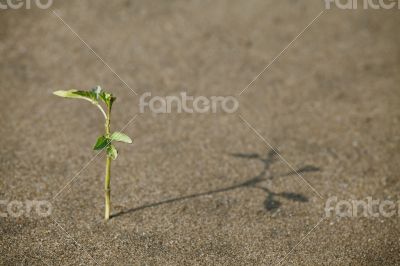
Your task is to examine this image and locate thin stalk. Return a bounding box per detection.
[104,104,112,220]
[105,156,111,220]
[96,104,107,120]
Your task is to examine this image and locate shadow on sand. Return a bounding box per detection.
[111,150,320,219]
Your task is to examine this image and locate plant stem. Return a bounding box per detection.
[105,156,111,220]
[96,104,107,120]
[104,104,112,220]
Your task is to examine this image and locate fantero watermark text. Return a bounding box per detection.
[139,92,239,114]
[0,200,52,218]
[0,0,53,9]
[325,196,400,218]
[324,0,400,9]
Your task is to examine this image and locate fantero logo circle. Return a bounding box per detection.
[0,0,53,9]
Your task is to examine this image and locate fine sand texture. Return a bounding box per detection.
[1,0,400,265]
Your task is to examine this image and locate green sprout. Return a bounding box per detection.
[53,86,132,220]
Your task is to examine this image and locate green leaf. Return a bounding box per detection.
[110,132,132,144]
[54,89,108,119]
[93,136,110,150]
[53,90,98,105]
[107,144,118,160]
[99,91,116,109]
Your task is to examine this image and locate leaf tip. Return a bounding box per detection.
[53,90,65,97]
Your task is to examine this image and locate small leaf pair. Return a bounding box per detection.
[93,132,132,160]
[107,145,118,160]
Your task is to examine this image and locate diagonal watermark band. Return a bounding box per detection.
[51,218,99,265]
[51,114,139,201]
[238,10,325,96]
[52,10,138,96]
[277,217,325,264]
[238,114,324,199]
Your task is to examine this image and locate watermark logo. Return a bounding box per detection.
[0,0,53,9]
[139,92,239,114]
[0,200,52,218]
[324,0,400,9]
[325,196,400,218]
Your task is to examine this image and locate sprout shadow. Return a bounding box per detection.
[112,150,320,218]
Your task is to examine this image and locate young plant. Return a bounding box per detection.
[53,86,132,220]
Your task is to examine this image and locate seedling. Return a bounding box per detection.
[53,86,132,220]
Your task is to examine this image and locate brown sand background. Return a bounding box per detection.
[1,0,400,265]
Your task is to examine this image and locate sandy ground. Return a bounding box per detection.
[1,0,400,265]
